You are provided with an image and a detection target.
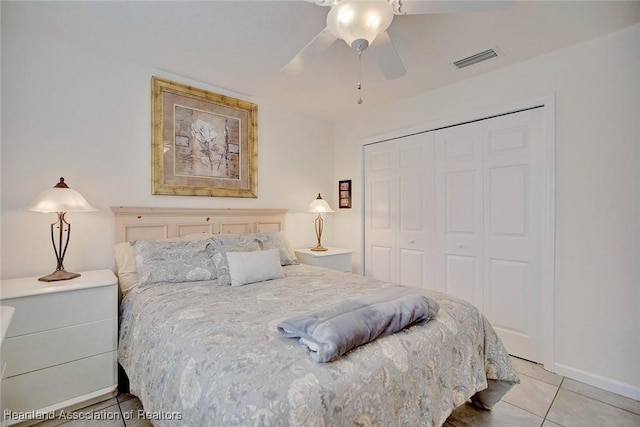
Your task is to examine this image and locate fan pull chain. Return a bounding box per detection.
[357,51,363,105]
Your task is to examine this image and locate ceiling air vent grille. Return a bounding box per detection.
[454,48,499,69]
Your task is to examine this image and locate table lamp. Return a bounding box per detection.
[308,193,334,251]
[27,177,97,282]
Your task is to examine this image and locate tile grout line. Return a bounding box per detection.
[116,399,127,427]
[499,399,547,424]
[541,376,564,425]
[513,366,564,388]
[515,362,640,416]
[504,366,565,424]
[559,387,640,418]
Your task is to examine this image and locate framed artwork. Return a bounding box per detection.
[151,77,258,197]
[339,179,352,208]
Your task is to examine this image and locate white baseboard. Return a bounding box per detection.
[554,363,640,401]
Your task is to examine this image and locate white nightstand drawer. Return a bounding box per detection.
[4,285,116,338]
[2,318,116,378]
[311,255,352,272]
[1,351,116,413]
[294,247,353,273]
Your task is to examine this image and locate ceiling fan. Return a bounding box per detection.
[282,0,512,81]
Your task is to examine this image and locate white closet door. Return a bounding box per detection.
[397,133,434,289]
[364,133,434,288]
[434,122,485,311]
[364,141,397,282]
[365,106,549,363]
[434,109,544,362]
[483,108,544,363]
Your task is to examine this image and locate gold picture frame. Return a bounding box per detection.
[152,77,258,197]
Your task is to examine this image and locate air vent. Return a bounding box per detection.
[454,48,499,69]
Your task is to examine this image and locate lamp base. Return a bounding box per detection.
[38,270,81,282]
[310,245,328,252]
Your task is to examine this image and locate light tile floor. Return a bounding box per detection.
[29,357,640,426]
[445,357,640,427]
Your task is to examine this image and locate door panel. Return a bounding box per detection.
[488,258,530,335]
[397,133,434,289]
[488,165,528,237]
[370,245,394,282]
[483,108,544,362]
[399,248,425,287]
[364,134,434,289]
[444,254,479,305]
[370,179,393,230]
[398,173,427,287]
[445,170,477,234]
[399,173,424,232]
[364,143,396,280]
[435,122,483,309]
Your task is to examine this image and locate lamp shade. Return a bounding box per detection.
[27,177,97,213]
[308,193,334,213]
[326,0,394,49]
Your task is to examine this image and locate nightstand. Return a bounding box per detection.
[294,247,353,273]
[0,270,118,424]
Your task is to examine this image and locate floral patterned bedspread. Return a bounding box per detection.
[118,264,518,427]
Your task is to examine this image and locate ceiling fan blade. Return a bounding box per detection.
[370,31,406,80]
[304,0,333,5]
[392,0,513,15]
[281,27,337,75]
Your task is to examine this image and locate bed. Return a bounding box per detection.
[113,207,519,426]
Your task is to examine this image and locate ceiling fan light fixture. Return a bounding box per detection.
[326,0,394,53]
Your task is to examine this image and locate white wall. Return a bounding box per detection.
[0,23,335,279]
[332,24,640,399]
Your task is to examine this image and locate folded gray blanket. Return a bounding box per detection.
[277,285,440,362]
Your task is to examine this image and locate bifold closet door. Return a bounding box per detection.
[364,140,397,282]
[434,108,544,363]
[482,109,544,363]
[434,122,485,311]
[364,107,547,362]
[364,133,435,289]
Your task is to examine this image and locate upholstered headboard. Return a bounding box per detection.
[111,207,288,243]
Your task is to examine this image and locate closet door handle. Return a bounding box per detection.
[457,243,463,248]
[410,239,415,244]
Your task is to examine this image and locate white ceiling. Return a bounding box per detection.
[4,1,639,121]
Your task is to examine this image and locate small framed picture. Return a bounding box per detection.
[338,180,352,209]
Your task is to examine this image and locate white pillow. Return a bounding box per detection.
[113,242,140,297]
[226,249,284,287]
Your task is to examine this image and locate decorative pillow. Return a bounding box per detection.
[279,232,298,262]
[211,239,262,286]
[207,231,297,266]
[133,239,217,285]
[226,249,284,287]
[113,242,140,297]
[254,231,298,266]
[212,233,259,248]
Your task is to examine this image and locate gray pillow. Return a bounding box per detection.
[213,231,297,266]
[254,231,298,266]
[133,239,216,285]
